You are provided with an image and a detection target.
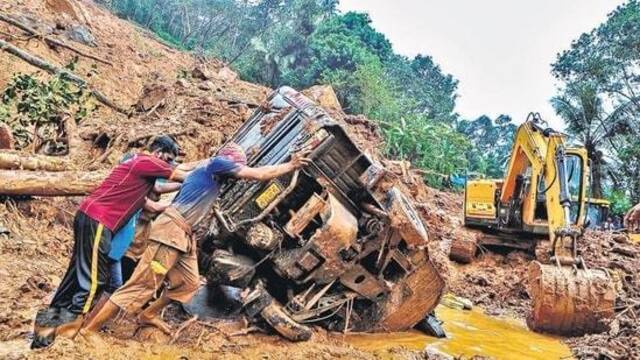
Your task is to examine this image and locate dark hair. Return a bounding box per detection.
[149,135,179,156]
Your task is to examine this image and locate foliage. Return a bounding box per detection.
[605,188,633,217]
[552,0,640,204]
[381,115,471,185]
[456,115,516,179]
[0,72,92,153]
[103,0,469,187]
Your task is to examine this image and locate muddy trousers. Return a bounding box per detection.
[109,240,199,313]
[50,211,113,315]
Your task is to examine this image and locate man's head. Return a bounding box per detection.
[149,135,180,162]
[218,142,247,166]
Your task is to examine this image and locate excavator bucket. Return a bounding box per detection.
[527,261,616,335]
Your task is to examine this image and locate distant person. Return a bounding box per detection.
[32,136,192,349]
[82,143,310,337]
[602,217,614,231]
[613,215,623,230]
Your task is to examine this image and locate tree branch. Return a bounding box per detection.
[0,13,113,66]
[0,38,129,114]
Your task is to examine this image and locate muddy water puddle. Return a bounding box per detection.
[344,305,573,359]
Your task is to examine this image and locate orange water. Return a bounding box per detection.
[345,305,573,359]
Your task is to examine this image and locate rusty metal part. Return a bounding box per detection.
[303,193,358,283]
[359,162,387,190]
[377,253,445,331]
[551,226,581,266]
[385,187,429,248]
[246,222,282,250]
[339,265,388,301]
[284,192,327,237]
[449,237,477,264]
[273,194,358,284]
[360,202,388,220]
[291,294,354,324]
[260,300,312,341]
[527,261,616,335]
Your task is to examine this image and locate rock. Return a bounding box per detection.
[65,25,96,47]
[613,234,630,244]
[612,245,638,258]
[216,67,238,83]
[192,66,213,80]
[201,96,215,105]
[302,85,342,112]
[198,81,214,91]
[175,78,189,88]
[135,84,169,112]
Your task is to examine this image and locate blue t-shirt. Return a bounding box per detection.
[172,156,240,226]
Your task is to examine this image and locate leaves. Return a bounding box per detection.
[0,72,93,152]
[552,0,640,205]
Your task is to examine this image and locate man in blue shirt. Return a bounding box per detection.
[82,143,310,336]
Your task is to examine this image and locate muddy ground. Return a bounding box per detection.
[1,1,639,359]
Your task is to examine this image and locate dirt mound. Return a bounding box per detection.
[565,230,640,359]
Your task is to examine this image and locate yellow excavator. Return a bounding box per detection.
[457,113,616,335]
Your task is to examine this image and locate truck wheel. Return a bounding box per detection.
[260,301,312,341]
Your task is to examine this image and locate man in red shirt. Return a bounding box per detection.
[32,135,191,349]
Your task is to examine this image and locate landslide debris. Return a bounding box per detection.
[566,230,640,360]
[0,1,464,359]
[2,1,638,360]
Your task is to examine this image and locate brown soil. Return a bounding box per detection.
[565,230,640,359]
[1,1,638,360]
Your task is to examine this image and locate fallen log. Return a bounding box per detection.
[0,151,70,171]
[0,169,106,196]
[0,13,113,66]
[0,38,128,114]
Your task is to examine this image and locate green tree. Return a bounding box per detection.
[552,0,640,203]
[456,114,516,178]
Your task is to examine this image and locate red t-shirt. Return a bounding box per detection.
[79,154,174,232]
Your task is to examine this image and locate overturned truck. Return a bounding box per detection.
[193,87,445,340]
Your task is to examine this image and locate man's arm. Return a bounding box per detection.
[143,198,169,213]
[154,181,181,194]
[169,160,207,182]
[234,152,311,181]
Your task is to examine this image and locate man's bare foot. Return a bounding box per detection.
[138,313,172,335]
[55,315,84,340]
[77,328,106,348]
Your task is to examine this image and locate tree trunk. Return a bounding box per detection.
[0,151,70,171]
[0,170,106,196]
[586,144,604,198]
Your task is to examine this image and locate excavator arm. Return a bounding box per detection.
[524,118,616,336]
[540,130,587,265]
